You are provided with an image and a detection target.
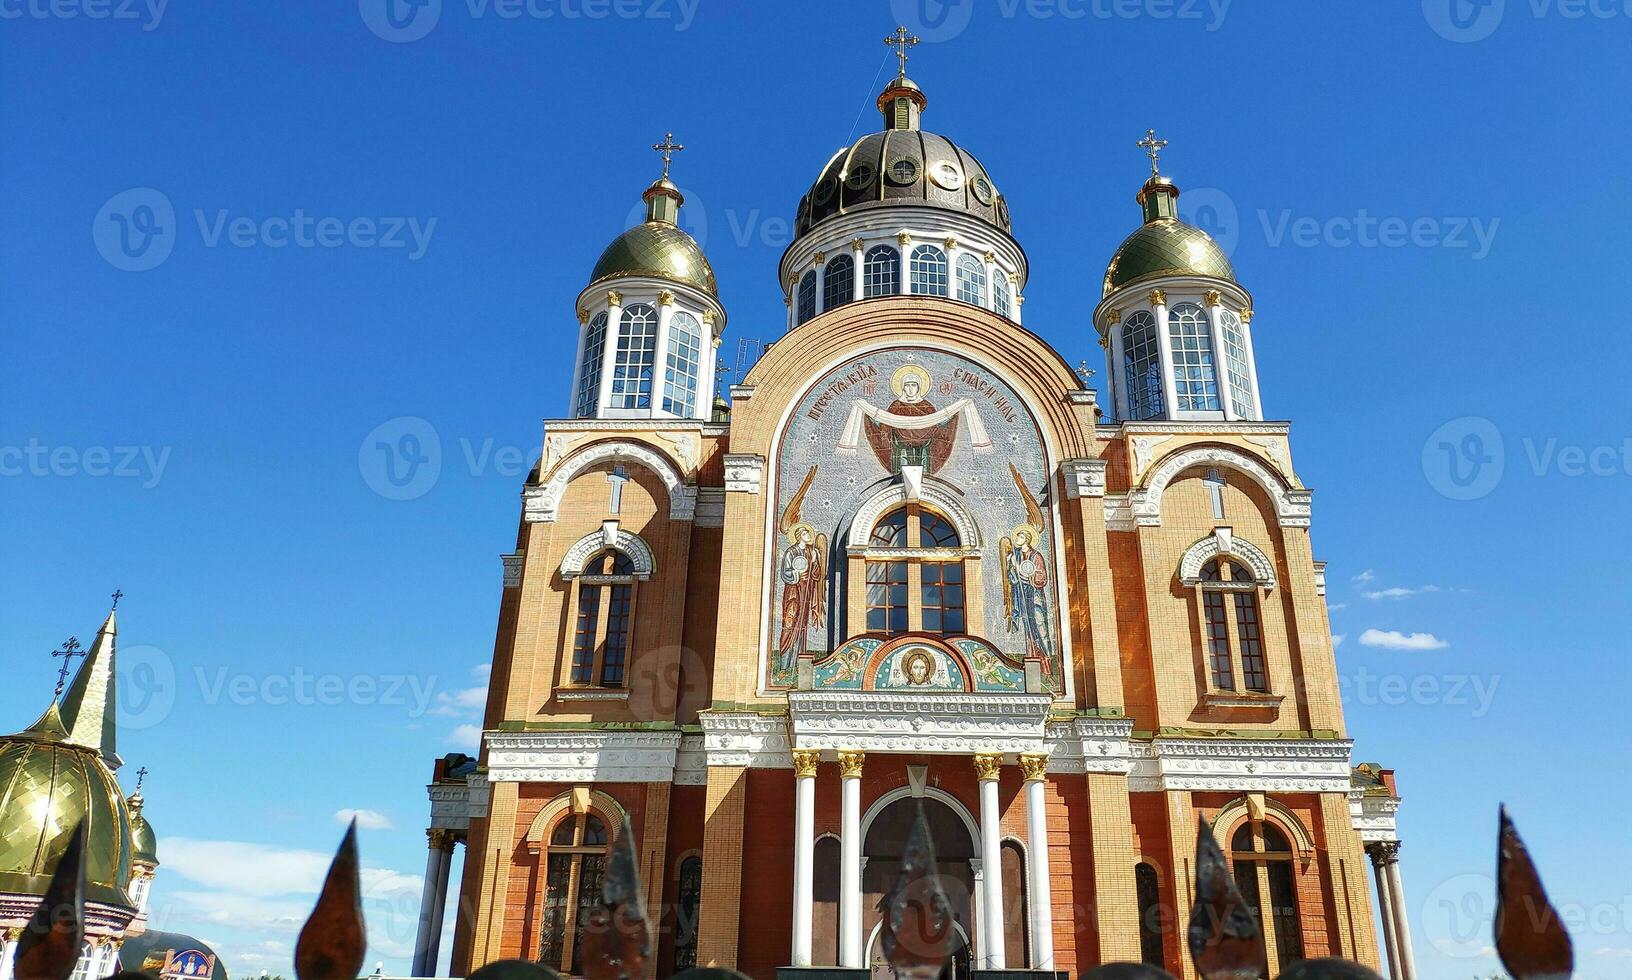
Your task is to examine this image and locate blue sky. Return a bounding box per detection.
[3,1,1630,977]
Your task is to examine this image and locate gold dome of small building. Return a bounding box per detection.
[129,791,158,867]
[587,176,718,297]
[1102,175,1235,297]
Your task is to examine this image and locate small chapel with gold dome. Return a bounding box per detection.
[410,32,1419,980]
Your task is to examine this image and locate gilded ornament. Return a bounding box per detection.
[838,749,865,778]
[607,290,623,306]
[983,249,995,263]
[576,307,590,325]
[1203,289,1222,306]
[813,251,826,266]
[897,231,912,246]
[1241,309,1255,324]
[792,748,821,778]
[701,309,717,326]
[1148,288,1167,306]
[973,752,1002,782]
[942,236,958,251]
[1019,753,1048,782]
[850,237,865,252]
[657,290,675,306]
[427,827,457,850]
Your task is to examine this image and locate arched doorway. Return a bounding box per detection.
[861,794,977,980]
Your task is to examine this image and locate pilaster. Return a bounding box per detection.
[696,766,748,968]
[1087,773,1142,964]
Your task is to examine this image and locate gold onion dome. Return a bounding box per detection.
[794,73,1012,239]
[588,169,718,297]
[1103,172,1236,297]
[129,791,158,866]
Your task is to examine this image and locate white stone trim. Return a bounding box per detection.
[1351,789,1402,843]
[674,733,708,784]
[428,782,472,831]
[483,730,682,783]
[501,552,525,588]
[1126,737,1353,793]
[788,691,1053,755]
[525,439,697,523]
[723,453,765,494]
[559,527,656,580]
[1103,493,1135,531]
[1042,718,1135,774]
[700,711,792,767]
[1177,530,1278,589]
[1061,458,1107,499]
[1133,444,1312,528]
[695,487,726,527]
[846,476,984,550]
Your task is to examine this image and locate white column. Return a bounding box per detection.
[1020,755,1054,970]
[850,239,865,299]
[1240,309,1265,419]
[1107,317,1129,420]
[785,275,798,331]
[791,750,819,967]
[411,832,446,976]
[1204,291,1235,419]
[812,255,827,315]
[1011,284,1024,326]
[598,291,624,413]
[974,753,1006,970]
[1149,290,1178,417]
[424,835,456,975]
[654,293,676,416]
[1371,846,1402,979]
[0,936,15,980]
[1385,847,1418,980]
[839,750,865,968]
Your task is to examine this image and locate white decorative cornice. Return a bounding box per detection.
[675,733,707,784]
[1043,717,1135,774]
[1061,458,1108,499]
[1132,444,1312,528]
[483,730,682,783]
[428,781,473,830]
[1177,530,1278,589]
[560,528,656,580]
[1127,737,1353,793]
[699,711,791,767]
[501,552,525,589]
[1350,788,1403,843]
[695,487,726,527]
[1103,494,1135,531]
[723,453,765,494]
[788,691,1053,755]
[525,439,697,523]
[848,477,983,549]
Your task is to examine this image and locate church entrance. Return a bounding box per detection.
[861,795,976,980]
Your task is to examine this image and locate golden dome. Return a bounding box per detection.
[1102,217,1236,297]
[588,221,717,297]
[0,704,135,909]
[129,792,158,866]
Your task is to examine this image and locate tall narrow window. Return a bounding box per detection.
[1168,302,1221,412]
[797,270,818,324]
[909,245,948,296]
[569,550,637,687]
[610,303,658,409]
[1230,821,1303,974]
[539,812,611,974]
[674,856,703,970]
[1136,862,1165,968]
[993,273,1012,319]
[574,311,608,417]
[955,253,986,306]
[1122,311,1165,420]
[1001,840,1029,966]
[863,245,900,297]
[662,311,703,417]
[863,505,966,636]
[865,560,909,635]
[1197,558,1269,694]
[823,253,854,310]
[1219,309,1257,419]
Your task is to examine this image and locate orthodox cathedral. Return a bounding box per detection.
[413,33,1417,980]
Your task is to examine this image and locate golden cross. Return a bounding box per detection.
[111,588,124,609]
[52,636,84,700]
[652,132,683,179]
[1137,128,1169,176]
[135,766,149,792]
[884,26,919,77]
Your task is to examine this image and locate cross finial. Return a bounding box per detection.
[135,766,149,792]
[110,588,124,610]
[652,131,683,179]
[52,636,84,700]
[884,25,919,78]
[1076,360,1096,382]
[1137,128,1169,176]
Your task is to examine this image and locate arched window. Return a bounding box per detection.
[1219,309,1256,419]
[569,550,637,687]
[797,270,818,325]
[993,273,1012,319]
[662,310,703,417]
[823,254,854,310]
[1122,311,1165,420]
[1198,558,1268,693]
[909,244,948,296]
[673,855,703,970]
[69,943,93,980]
[1136,862,1166,967]
[865,504,965,636]
[1230,819,1304,973]
[574,311,608,417]
[610,303,658,409]
[955,253,986,306]
[863,245,900,297]
[1168,302,1221,412]
[539,810,612,974]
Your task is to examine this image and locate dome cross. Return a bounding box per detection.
[884,26,919,78]
[1137,128,1169,176]
[135,766,149,792]
[652,131,684,179]
[52,635,84,700]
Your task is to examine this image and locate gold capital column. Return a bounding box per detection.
[1019,754,1055,969]
[838,749,866,968]
[790,749,821,967]
[697,766,748,968]
[973,752,1006,969]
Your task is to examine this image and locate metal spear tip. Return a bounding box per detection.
[880,801,957,979]
[1496,805,1574,980]
[295,819,367,980]
[14,819,87,980]
[1274,958,1385,980]
[1186,817,1264,980]
[578,813,651,980]
[1080,963,1182,980]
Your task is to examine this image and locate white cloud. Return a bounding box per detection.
[1352,569,1375,583]
[334,808,393,831]
[432,663,490,717]
[1358,629,1448,651]
[1328,602,1347,611]
[448,723,481,748]
[1331,634,1346,648]
[1594,947,1632,959]
[1363,585,1442,600]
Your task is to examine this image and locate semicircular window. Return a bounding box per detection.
[887,157,919,185]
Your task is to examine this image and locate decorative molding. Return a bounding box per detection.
[1203,289,1222,307]
[700,711,792,767]
[428,782,473,831]
[1245,435,1292,481]
[1178,530,1278,589]
[1066,390,1096,406]
[1148,288,1167,306]
[501,552,525,589]
[729,384,757,401]
[556,688,632,702]
[695,487,726,527]
[788,690,1052,755]
[1133,445,1312,528]
[560,527,656,579]
[1350,788,1402,843]
[1313,561,1328,597]
[1211,795,1317,859]
[1043,718,1136,774]
[674,734,707,785]
[838,749,866,778]
[1130,434,1174,478]
[525,440,696,523]
[1018,753,1048,781]
[1126,737,1353,793]
[1103,494,1135,531]
[1061,458,1108,499]
[847,477,983,550]
[723,453,765,494]
[972,752,1002,781]
[483,730,682,783]
[792,748,821,778]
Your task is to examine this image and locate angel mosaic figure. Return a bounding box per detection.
[776,465,827,673]
[998,463,1056,674]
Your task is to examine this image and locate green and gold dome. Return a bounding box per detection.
[1102,174,1235,297]
[587,177,718,297]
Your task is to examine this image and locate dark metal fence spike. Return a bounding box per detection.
[879,800,957,979]
[1495,805,1574,980]
[1273,957,1386,979]
[466,959,564,980]
[1080,963,1182,979]
[1187,817,1264,980]
[578,813,651,980]
[14,819,87,980]
[294,819,366,980]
